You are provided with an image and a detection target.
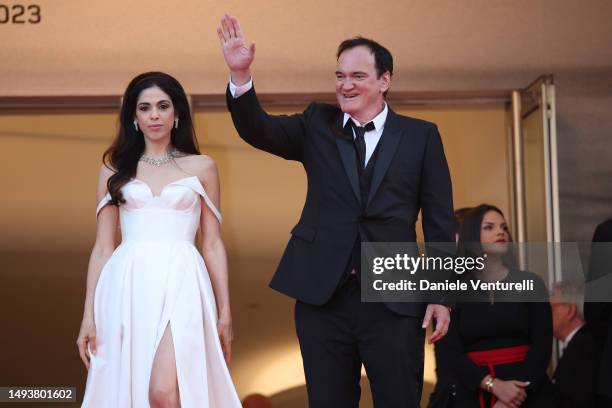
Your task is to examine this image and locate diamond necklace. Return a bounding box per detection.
[139,149,180,167]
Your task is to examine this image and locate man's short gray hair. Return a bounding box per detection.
[552,279,585,317]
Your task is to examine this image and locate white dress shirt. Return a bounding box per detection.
[229,78,388,167]
[229,77,253,98]
[342,106,388,167]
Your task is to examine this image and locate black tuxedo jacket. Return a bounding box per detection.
[552,326,599,408]
[585,218,612,398]
[227,87,454,317]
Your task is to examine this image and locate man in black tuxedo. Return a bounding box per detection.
[550,281,599,408]
[218,14,454,407]
[585,219,612,408]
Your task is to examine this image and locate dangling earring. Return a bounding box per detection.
[174,118,179,129]
[133,120,139,131]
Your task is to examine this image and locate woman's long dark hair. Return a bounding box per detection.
[457,204,518,270]
[103,72,200,205]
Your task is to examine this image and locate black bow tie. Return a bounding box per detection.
[345,119,375,133]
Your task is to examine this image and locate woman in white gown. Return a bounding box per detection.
[76,72,242,408]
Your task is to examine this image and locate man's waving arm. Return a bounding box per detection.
[218,14,308,161]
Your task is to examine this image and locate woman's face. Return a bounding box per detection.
[134,86,176,143]
[480,210,510,256]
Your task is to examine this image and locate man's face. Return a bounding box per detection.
[335,46,389,122]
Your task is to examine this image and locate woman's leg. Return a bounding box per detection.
[149,324,180,408]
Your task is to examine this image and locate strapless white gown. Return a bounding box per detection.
[81,176,241,408]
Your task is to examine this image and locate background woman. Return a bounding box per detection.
[429,204,554,408]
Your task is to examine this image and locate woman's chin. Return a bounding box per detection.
[482,242,509,257]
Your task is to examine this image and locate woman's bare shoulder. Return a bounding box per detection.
[178,154,217,180]
[97,163,116,198]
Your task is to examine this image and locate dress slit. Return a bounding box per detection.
[149,321,182,405]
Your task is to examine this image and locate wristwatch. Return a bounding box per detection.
[485,375,495,392]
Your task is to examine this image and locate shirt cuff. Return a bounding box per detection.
[229,77,253,98]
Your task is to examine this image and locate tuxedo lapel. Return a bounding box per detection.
[331,114,361,205]
[367,109,402,207]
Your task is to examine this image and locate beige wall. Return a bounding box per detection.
[0,114,115,253]
[2,0,611,95]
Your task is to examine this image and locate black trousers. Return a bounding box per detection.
[295,275,425,408]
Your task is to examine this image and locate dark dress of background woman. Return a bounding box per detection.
[429,204,555,408]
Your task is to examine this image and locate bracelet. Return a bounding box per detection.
[485,375,495,393]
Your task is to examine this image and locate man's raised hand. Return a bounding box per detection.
[217,14,255,85]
